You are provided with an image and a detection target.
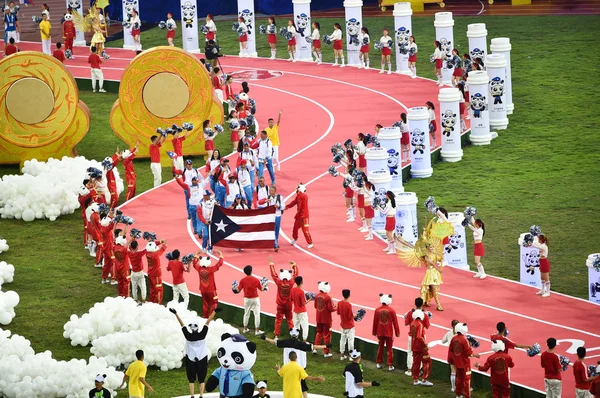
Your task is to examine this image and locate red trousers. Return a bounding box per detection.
[126,176,136,201]
[491,385,510,398]
[412,350,432,380]
[376,336,394,366]
[314,323,332,354]
[455,368,472,398]
[64,36,74,52]
[117,271,130,297]
[149,276,163,304]
[274,302,294,336]
[109,188,118,209]
[292,217,313,244]
[101,249,114,280]
[82,217,88,246]
[201,290,218,318]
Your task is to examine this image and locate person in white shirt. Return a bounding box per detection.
[41,3,50,20]
[331,23,345,67]
[468,218,487,279]
[255,177,269,210]
[166,12,177,46]
[358,27,370,69]
[252,130,275,185]
[225,174,241,208]
[531,234,552,297]
[441,319,459,392]
[238,142,257,188]
[267,185,285,251]
[380,191,396,254]
[236,159,254,207]
[237,16,248,56]
[433,40,444,85]
[426,101,437,149]
[175,169,209,236]
[379,29,393,74]
[360,181,375,240]
[286,20,297,62]
[130,9,141,52]
[311,21,322,64]
[205,14,217,42]
[266,16,277,59]
[182,159,205,219]
[408,35,418,78]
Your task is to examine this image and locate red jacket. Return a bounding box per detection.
[167,259,186,285]
[100,219,115,249]
[336,300,355,330]
[541,351,562,380]
[146,242,167,279]
[448,334,473,369]
[89,212,103,242]
[128,248,146,273]
[193,257,223,293]
[490,333,516,353]
[590,376,600,397]
[286,192,309,219]
[477,352,514,387]
[122,151,137,181]
[372,304,400,338]
[574,360,591,390]
[106,154,120,194]
[63,20,75,38]
[404,309,431,329]
[78,191,92,220]
[314,292,336,324]
[409,319,427,352]
[270,262,298,307]
[291,287,307,313]
[113,244,130,274]
[91,188,105,204]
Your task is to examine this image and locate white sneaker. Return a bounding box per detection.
[312,349,318,354]
[358,227,368,232]
[536,290,544,295]
[413,381,421,386]
[404,370,412,376]
[358,65,363,69]
[388,366,395,371]
[307,244,314,249]
[387,249,396,255]
[99,89,106,93]
[292,59,297,63]
[101,279,109,284]
[287,58,292,62]
[255,330,264,336]
[451,387,455,392]
[93,89,97,93]
[473,272,481,278]
[317,60,322,65]
[324,353,333,358]
[364,234,373,240]
[479,274,487,280]
[379,70,384,74]
[340,64,345,68]
[110,279,118,285]
[346,218,355,223]
[376,364,382,369]
[542,292,550,298]
[340,355,347,361]
[90,251,97,257]
[94,263,103,268]
[411,75,416,79]
[387,71,392,75]
[290,240,296,245]
[421,381,433,387]
[243,328,250,333]
[383,247,389,251]
[332,63,338,66]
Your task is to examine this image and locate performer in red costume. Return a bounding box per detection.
[99,211,117,285]
[112,229,132,297]
[193,249,224,317]
[285,183,313,248]
[475,340,514,398]
[87,203,104,266]
[314,281,336,358]
[62,12,76,56]
[448,323,480,398]
[128,240,147,303]
[145,239,167,304]
[78,180,94,248]
[122,145,138,201]
[404,297,431,377]
[103,153,121,209]
[409,310,433,386]
[372,294,400,371]
[269,256,298,337]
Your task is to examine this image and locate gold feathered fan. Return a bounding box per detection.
[72,7,96,33]
[395,219,445,267]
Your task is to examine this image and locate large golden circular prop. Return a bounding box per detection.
[0,51,89,164]
[142,72,190,118]
[110,46,224,165]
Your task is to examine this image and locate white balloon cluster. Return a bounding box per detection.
[0,238,8,254]
[63,297,239,371]
[0,156,124,222]
[0,328,124,398]
[0,240,18,326]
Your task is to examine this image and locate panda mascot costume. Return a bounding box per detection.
[314,281,336,358]
[269,258,299,337]
[62,13,76,57]
[206,333,257,398]
[372,293,400,371]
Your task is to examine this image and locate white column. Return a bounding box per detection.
[586,254,600,304]
[238,0,257,57]
[518,233,542,289]
[408,106,433,178]
[68,0,86,46]
[467,70,492,146]
[122,0,140,50]
[368,170,392,233]
[377,127,404,193]
[181,0,200,53]
[467,23,487,65]
[395,192,418,245]
[365,147,388,174]
[443,212,469,270]
[490,37,514,114]
[393,2,412,75]
[486,53,508,131]
[343,0,363,67]
[438,87,463,162]
[434,12,454,85]
[293,0,312,61]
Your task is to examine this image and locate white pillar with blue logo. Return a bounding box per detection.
[491,37,514,115]
[434,12,454,86]
[377,127,404,193]
[293,0,312,61]
[408,106,433,178]
[393,2,413,75]
[518,233,542,288]
[67,0,86,46]
[467,23,487,65]
[237,0,257,57]
[467,70,492,146]
[367,170,391,233]
[180,0,200,53]
[395,192,418,245]
[365,146,388,174]
[587,254,600,305]
[486,53,509,131]
[121,0,140,50]
[343,0,363,67]
[439,87,463,162]
[443,212,469,270]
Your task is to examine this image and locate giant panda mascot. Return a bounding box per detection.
[206,333,257,398]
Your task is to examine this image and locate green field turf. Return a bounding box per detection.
[0,14,599,397]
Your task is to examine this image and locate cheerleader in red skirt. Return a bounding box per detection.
[356,133,368,172]
[267,16,277,59]
[223,75,235,103]
[381,191,397,254]
[227,109,240,154]
[361,180,376,239]
[331,23,345,67]
[237,16,249,56]
[344,177,355,223]
[532,234,551,297]
[468,218,487,279]
[205,14,217,42]
[165,13,176,47]
[450,48,463,87]
[286,20,297,62]
[379,28,393,74]
[408,36,418,78]
[457,82,468,132]
[236,101,248,139]
[426,101,438,149]
[130,9,141,52]
[433,40,444,86]
[311,22,322,64]
[399,113,410,162]
[203,119,219,160]
[358,26,370,69]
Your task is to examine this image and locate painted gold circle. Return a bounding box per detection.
[142,72,190,118]
[6,78,55,124]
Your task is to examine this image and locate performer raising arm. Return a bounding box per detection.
[269,257,298,337]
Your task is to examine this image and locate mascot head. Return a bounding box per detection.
[318,281,331,294]
[115,235,127,246]
[64,13,73,21]
[279,269,293,281]
[379,293,392,305]
[296,183,306,193]
[217,333,257,371]
[199,256,211,268]
[412,309,425,321]
[78,184,90,196]
[492,340,506,353]
[122,149,132,159]
[145,241,159,252]
[455,322,469,335]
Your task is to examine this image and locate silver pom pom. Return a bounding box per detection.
[529,225,542,236]
[158,21,166,29]
[214,124,224,133]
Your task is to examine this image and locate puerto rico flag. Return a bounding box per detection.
[210,205,276,249]
[20,0,35,5]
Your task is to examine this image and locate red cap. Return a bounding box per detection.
[241,159,247,165]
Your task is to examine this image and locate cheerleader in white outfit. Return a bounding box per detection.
[331,23,345,67]
[166,13,177,46]
[237,16,248,56]
[379,28,393,74]
[205,14,217,42]
[358,27,370,69]
[311,22,322,63]
[532,234,551,297]
[356,133,368,172]
[408,36,418,78]
[361,181,376,240]
[426,101,437,149]
[267,16,277,59]
[468,218,486,279]
[442,319,459,392]
[381,191,397,254]
[286,20,297,62]
[433,40,444,85]
[130,9,141,52]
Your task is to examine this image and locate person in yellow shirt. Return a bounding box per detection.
[39,13,52,55]
[119,350,154,397]
[277,351,324,398]
[265,110,283,171]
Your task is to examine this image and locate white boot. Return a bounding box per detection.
[358,59,363,69]
[365,59,370,69]
[411,66,417,78]
[387,242,396,254]
[542,282,551,297]
[347,207,355,222]
[270,49,276,59]
[364,227,373,240]
[318,53,323,64]
[379,65,385,74]
[387,63,392,74]
[359,219,368,232]
[312,51,318,62]
[476,264,486,279]
[288,51,293,61]
[340,57,345,67]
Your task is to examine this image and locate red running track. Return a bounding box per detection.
[7,41,600,395]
